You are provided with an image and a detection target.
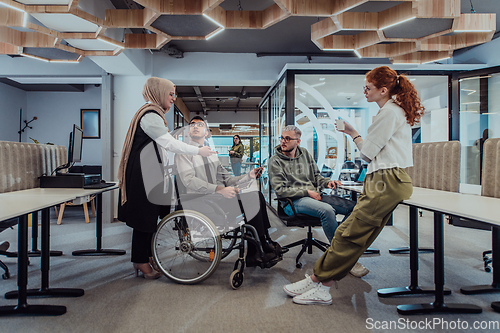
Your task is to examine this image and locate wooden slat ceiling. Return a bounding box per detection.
[0,0,497,64]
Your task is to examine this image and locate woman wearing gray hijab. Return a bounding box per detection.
[118,77,215,279]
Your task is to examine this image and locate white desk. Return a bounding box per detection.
[0,185,122,316]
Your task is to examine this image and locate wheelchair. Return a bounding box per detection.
[151,191,282,289]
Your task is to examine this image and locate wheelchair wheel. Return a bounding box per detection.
[229,269,244,289]
[152,210,222,284]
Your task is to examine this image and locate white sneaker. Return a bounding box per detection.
[293,284,332,305]
[349,261,369,278]
[283,274,319,297]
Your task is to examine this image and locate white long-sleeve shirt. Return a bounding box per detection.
[140,112,198,156]
[356,99,413,175]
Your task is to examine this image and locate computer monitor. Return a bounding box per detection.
[68,124,83,164]
[53,124,83,175]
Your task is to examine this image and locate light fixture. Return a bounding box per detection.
[461,89,476,95]
[461,101,480,105]
[380,17,416,30]
[459,76,492,82]
[203,13,224,28]
[20,53,49,62]
[206,28,224,40]
[422,56,451,64]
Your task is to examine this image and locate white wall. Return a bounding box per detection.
[25,85,102,166]
[0,82,27,142]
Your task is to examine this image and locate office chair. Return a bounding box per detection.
[276,198,330,268]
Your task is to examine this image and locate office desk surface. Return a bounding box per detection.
[0,185,117,222]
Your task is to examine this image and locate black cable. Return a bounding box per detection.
[469,0,476,13]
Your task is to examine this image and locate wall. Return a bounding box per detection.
[0,82,27,142]
[25,85,102,166]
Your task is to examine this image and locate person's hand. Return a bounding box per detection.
[307,189,321,201]
[198,146,217,157]
[229,150,234,155]
[327,180,341,190]
[343,121,358,138]
[249,167,263,179]
[216,186,239,198]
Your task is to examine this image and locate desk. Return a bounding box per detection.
[380,188,498,314]
[0,186,123,316]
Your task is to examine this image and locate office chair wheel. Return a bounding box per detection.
[229,269,244,289]
[2,272,9,279]
[296,262,303,269]
[152,210,222,285]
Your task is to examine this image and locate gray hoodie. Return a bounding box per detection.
[268,145,330,199]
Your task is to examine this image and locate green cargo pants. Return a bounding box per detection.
[313,167,413,282]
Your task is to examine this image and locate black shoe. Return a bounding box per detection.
[246,254,263,267]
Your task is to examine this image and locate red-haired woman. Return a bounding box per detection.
[284,66,424,305]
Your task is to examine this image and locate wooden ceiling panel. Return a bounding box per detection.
[0,0,496,64]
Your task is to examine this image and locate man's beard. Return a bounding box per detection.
[281,146,295,153]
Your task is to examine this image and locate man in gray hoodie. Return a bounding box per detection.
[269,125,368,277]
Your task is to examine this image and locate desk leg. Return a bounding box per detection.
[72,193,125,256]
[379,207,441,297]
[5,208,84,299]
[461,225,500,294]
[397,213,482,315]
[0,214,66,316]
[388,206,433,254]
[28,211,62,257]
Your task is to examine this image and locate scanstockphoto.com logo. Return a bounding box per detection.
[366,317,500,330]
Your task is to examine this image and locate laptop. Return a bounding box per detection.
[341,166,367,186]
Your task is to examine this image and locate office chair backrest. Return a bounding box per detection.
[406,141,460,192]
[481,138,500,199]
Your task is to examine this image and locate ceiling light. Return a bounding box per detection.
[319,78,325,81]
[422,56,451,64]
[206,28,224,40]
[454,30,493,33]
[20,53,49,62]
[203,13,224,28]
[483,112,498,115]
[461,101,480,105]
[380,17,416,30]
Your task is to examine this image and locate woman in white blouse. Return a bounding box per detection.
[117,77,215,279]
[284,66,424,305]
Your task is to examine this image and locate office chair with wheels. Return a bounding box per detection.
[0,218,19,279]
[276,198,329,268]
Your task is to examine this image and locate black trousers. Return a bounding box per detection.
[131,229,154,263]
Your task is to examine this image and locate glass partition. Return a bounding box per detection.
[294,73,448,180]
[459,73,500,193]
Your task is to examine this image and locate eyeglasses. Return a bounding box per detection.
[280,136,299,143]
[169,92,177,99]
[363,86,371,93]
[189,122,205,128]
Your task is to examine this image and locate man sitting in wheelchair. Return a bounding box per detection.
[174,116,285,268]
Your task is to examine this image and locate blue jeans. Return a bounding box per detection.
[231,161,242,176]
[283,195,356,243]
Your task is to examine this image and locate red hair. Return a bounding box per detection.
[366,66,424,126]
